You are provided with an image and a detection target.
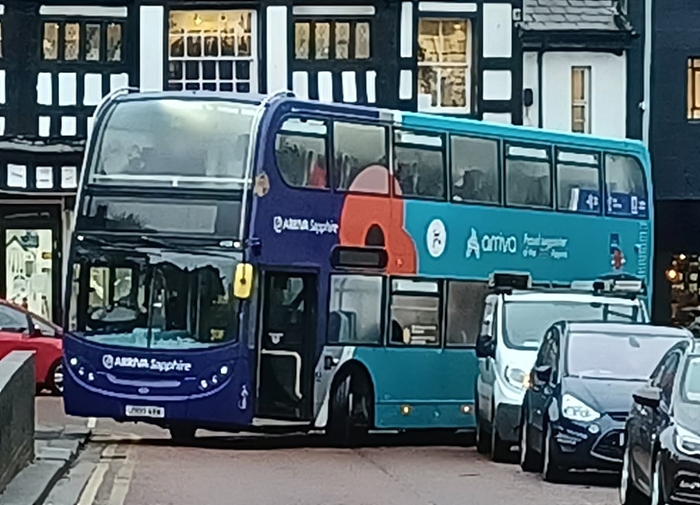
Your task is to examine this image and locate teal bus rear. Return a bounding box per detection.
[249,95,653,441]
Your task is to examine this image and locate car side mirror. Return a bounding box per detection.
[533,365,552,382]
[29,325,43,338]
[475,334,496,358]
[632,386,662,409]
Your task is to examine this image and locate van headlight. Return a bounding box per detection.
[562,394,600,422]
[675,426,700,456]
[505,367,527,389]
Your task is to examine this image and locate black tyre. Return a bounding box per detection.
[47,361,64,396]
[519,416,541,472]
[327,372,371,448]
[542,422,566,483]
[490,408,514,463]
[620,444,647,505]
[475,396,491,454]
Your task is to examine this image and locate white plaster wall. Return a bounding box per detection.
[522,51,627,138]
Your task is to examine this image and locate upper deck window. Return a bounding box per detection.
[556,150,600,214]
[604,153,648,218]
[505,144,552,209]
[450,135,499,204]
[275,117,328,189]
[333,122,387,194]
[89,98,256,189]
[394,130,445,199]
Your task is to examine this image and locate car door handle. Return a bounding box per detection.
[324,356,339,370]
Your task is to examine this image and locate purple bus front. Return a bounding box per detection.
[62,91,263,439]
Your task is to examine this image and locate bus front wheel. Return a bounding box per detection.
[327,371,372,448]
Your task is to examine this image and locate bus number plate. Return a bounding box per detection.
[125,405,165,418]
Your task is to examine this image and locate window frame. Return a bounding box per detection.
[448,133,502,206]
[325,273,386,347]
[503,141,554,210]
[386,276,444,347]
[688,58,700,121]
[603,151,649,220]
[415,15,476,115]
[331,119,391,196]
[392,128,448,201]
[273,113,332,192]
[571,66,592,134]
[554,147,602,215]
[0,304,31,333]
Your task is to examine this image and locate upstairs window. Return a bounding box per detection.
[505,144,552,208]
[605,153,648,218]
[417,18,472,113]
[333,122,387,193]
[556,150,600,214]
[275,118,329,189]
[450,135,499,204]
[394,130,445,199]
[688,58,700,120]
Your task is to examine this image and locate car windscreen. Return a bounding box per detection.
[565,332,683,381]
[502,300,643,350]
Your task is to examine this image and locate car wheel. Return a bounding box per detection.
[47,361,63,396]
[520,416,541,472]
[650,457,663,505]
[620,445,646,505]
[475,405,491,454]
[542,422,566,483]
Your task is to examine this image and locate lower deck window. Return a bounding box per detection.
[389,279,440,345]
[327,275,382,344]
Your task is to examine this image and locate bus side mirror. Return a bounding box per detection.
[233,263,254,299]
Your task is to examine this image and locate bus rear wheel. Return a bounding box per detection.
[327,371,372,448]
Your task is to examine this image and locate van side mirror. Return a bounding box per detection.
[533,365,552,382]
[233,263,254,299]
[475,334,496,358]
[632,386,661,409]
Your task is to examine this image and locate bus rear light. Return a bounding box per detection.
[400,405,412,416]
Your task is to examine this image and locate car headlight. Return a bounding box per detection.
[562,393,601,422]
[505,367,527,389]
[675,426,700,456]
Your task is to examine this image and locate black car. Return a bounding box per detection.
[519,322,693,482]
[620,341,700,505]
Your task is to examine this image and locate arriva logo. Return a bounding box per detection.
[465,228,518,259]
[101,354,193,373]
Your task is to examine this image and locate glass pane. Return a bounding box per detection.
[695,70,700,109]
[0,23,4,58]
[237,33,251,56]
[43,23,59,60]
[557,162,600,211]
[85,24,101,61]
[328,275,383,344]
[417,19,440,62]
[441,20,468,63]
[451,136,499,203]
[440,67,466,107]
[5,229,54,320]
[65,23,80,60]
[294,22,310,59]
[505,148,552,208]
[106,23,122,61]
[170,35,184,57]
[315,22,330,59]
[418,66,438,106]
[333,122,387,192]
[335,22,350,59]
[390,294,440,345]
[204,35,219,57]
[572,105,585,121]
[187,35,202,57]
[572,68,585,101]
[355,22,370,59]
[276,119,328,189]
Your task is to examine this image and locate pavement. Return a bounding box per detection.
[0,396,92,505]
[4,397,623,505]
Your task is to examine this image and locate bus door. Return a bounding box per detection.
[256,271,317,420]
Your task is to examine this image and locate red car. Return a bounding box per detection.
[0,299,63,395]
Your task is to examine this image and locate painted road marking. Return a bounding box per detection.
[76,463,109,505]
[109,448,136,505]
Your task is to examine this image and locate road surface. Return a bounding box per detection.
[39,397,621,505]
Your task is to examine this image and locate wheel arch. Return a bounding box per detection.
[330,359,376,421]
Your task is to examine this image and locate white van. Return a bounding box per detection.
[474,274,649,462]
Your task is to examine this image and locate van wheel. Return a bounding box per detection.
[47,361,64,396]
[491,420,513,462]
[327,372,371,448]
[475,403,491,454]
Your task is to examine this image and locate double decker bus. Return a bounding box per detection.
[62,89,653,444]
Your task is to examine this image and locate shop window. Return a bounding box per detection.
[450,135,499,203]
[168,10,256,93]
[294,20,371,60]
[333,122,387,193]
[327,275,383,345]
[505,144,552,208]
[42,21,123,61]
[417,18,472,113]
[394,130,445,199]
[556,150,600,214]
[275,118,329,189]
[389,279,441,346]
